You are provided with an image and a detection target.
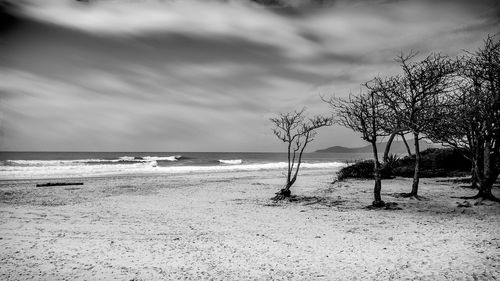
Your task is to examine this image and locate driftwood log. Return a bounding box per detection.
[36,182,84,187]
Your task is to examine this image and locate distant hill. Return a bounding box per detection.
[316,139,441,154]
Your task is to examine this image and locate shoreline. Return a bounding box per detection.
[1,169,499,280]
[0,165,342,182]
[0,162,346,181]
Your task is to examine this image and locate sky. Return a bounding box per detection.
[0,0,499,152]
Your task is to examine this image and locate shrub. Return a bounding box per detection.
[337,160,393,181]
[392,148,470,177]
[337,148,470,180]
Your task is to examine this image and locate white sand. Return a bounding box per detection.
[1,169,499,280]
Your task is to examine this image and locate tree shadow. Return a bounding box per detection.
[364,202,402,210]
[266,195,347,207]
[388,192,430,201]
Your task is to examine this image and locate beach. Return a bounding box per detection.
[2,0,499,280]
[1,169,499,280]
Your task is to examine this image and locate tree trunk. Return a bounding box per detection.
[468,170,500,202]
[383,132,397,163]
[288,176,297,190]
[371,141,384,207]
[473,139,500,201]
[280,176,296,197]
[482,138,492,191]
[277,138,296,200]
[410,132,420,197]
[291,133,310,186]
[460,137,499,202]
[477,179,495,199]
[287,141,292,185]
[274,180,293,200]
[401,134,412,156]
[470,156,478,189]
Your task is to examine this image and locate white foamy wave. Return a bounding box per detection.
[5,156,180,166]
[5,159,106,166]
[218,159,242,165]
[0,161,159,180]
[0,161,345,180]
[142,156,181,161]
[118,156,136,161]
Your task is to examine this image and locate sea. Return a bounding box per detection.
[0,151,373,180]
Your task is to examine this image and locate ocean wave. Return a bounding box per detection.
[119,156,181,162]
[5,159,108,166]
[0,161,345,180]
[142,156,181,161]
[118,156,136,161]
[4,155,182,166]
[218,159,242,165]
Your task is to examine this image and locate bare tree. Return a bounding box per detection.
[325,90,389,207]
[425,68,481,188]
[462,36,500,201]
[428,36,500,201]
[379,52,456,199]
[270,109,332,200]
[364,75,410,164]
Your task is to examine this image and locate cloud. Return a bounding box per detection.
[1,0,499,151]
[16,0,323,58]
[13,0,500,59]
[0,66,325,151]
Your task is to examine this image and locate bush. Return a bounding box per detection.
[337,160,393,181]
[337,148,470,180]
[391,148,470,177]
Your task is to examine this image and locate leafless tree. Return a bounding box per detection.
[428,36,500,201]
[270,108,332,200]
[379,52,456,199]
[462,36,500,201]
[325,90,389,207]
[425,69,480,188]
[364,75,410,163]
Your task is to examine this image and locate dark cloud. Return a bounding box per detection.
[452,4,500,34]
[0,0,21,34]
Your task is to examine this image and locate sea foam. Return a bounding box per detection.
[142,156,181,161]
[218,159,243,165]
[4,155,181,166]
[0,161,345,180]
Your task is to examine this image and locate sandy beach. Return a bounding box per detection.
[1,169,499,280]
